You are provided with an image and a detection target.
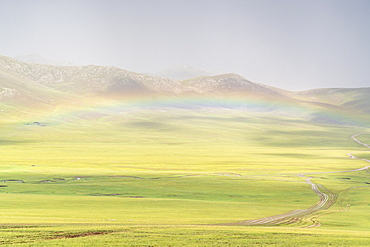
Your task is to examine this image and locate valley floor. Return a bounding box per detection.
[2,225,370,246]
[0,109,370,245]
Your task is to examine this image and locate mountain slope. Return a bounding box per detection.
[0,55,290,100]
[0,55,182,97]
[0,64,75,109]
[183,73,289,99]
[0,54,369,126]
[289,88,370,113]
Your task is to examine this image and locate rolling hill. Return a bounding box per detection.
[0,54,369,125]
[1,54,370,245]
[289,88,370,113]
[0,55,285,98]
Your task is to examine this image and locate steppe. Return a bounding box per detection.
[0,55,370,246]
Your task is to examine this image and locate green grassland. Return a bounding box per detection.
[2,225,370,246]
[355,132,370,148]
[0,107,370,246]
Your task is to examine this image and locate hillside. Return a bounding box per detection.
[0,55,180,97]
[183,73,288,97]
[0,65,75,109]
[0,55,287,98]
[289,88,370,113]
[0,55,292,101]
[0,54,369,125]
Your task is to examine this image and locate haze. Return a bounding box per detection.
[0,0,369,90]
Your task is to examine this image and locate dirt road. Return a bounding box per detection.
[223,132,370,226]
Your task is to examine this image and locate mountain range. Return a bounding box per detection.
[0,54,369,125]
[145,65,220,80]
[14,54,76,66]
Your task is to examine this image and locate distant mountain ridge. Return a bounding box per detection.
[0,54,369,120]
[0,55,286,99]
[147,65,220,80]
[15,54,75,66]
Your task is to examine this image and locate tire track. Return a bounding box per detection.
[222,132,370,226]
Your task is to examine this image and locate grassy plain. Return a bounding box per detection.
[0,106,370,246]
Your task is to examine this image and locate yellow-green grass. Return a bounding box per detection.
[1,225,370,246]
[0,108,369,245]
[355,154,370,161]
[354,132,370,145]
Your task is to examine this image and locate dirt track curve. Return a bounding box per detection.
[222,132,370,227]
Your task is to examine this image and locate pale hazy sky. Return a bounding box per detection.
[0,0,369,90]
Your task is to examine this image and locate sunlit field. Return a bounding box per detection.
[1,106,370,246]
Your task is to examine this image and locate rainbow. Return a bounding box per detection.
[22,95,370,127]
